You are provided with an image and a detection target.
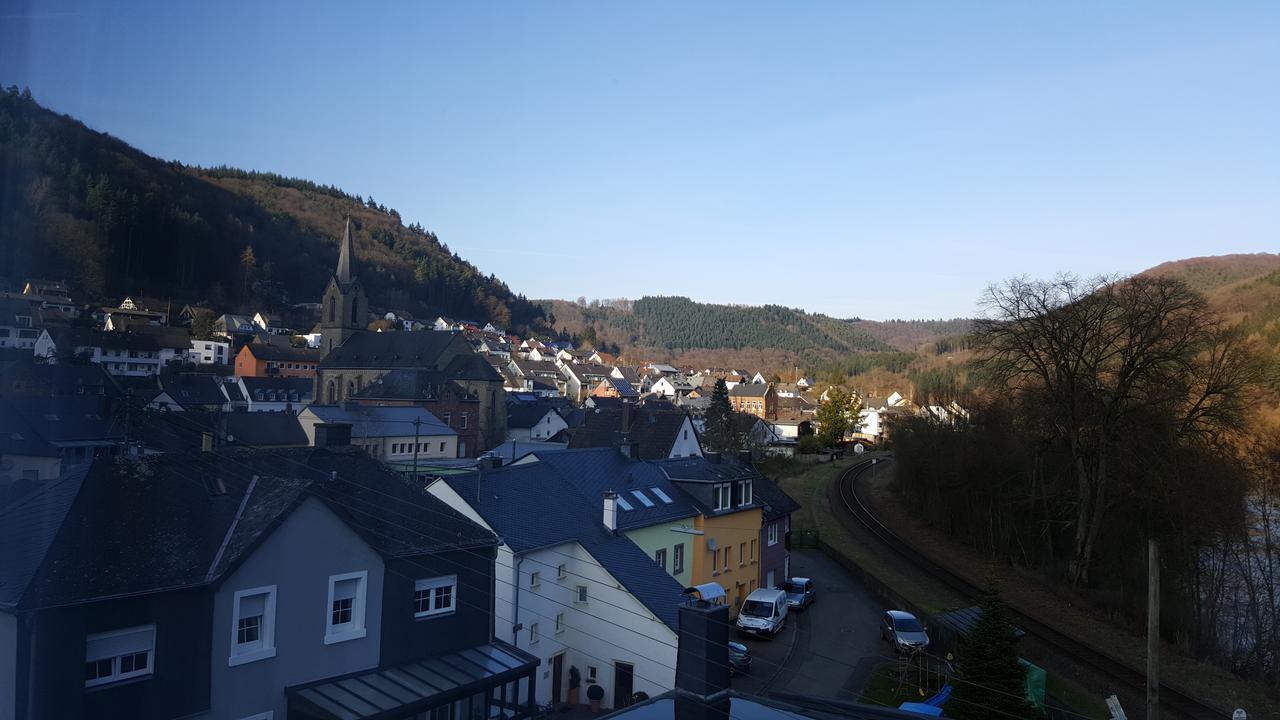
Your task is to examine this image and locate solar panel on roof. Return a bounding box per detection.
[631,490,655,507]
[650,487,673,503]
[615,496,634,511]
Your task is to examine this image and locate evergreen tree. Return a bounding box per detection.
[704,379,736,452]
[947,587,1037,720]
[190,309,215,340]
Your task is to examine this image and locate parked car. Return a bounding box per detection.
[782,577,816,610]
[736,587,789,638]
[728,641,751,675]
[880,610,930,653]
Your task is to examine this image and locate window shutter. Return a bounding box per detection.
[334,578,358,601]
[239,593,266,618]
[86,626,155,662]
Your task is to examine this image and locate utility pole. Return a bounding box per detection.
[1147,539,1160,720]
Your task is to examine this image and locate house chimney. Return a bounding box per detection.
[618,439,639,460]
[603,491,618,532]
[675,602,731,720]
[314,422,352,448]
[479,455,503,470]
[621,402,633,434]
[704,451,721,465]
[737,449,752,465]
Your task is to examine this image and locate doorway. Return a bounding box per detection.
[613,662,634,709]
[551,652,564,705]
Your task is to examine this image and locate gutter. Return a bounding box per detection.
[206,474,258,582]
[511,555,525,646]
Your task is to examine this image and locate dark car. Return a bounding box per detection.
[782,577,816,610]
[728,641,751,675]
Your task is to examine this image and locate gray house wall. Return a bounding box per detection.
[0,612,14,720]
[207,497,386,720]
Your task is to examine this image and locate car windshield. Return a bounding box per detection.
[894,617,923,632]
[742,600,774,618]
[784,582,806,594]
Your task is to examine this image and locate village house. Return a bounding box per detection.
[34,327,165,377]
[505,403,569,443]
[344,368,486,458]
[298,405,458,462]
[0,297,40,350]
[589,376,639,400]
[728,382,777,420]
[558,362,614,405]
[238,376,313,413]
[233,339,320,378]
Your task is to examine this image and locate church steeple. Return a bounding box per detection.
[337,216,353,284]
[319,217,367,359]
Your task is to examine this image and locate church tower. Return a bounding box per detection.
[320,217,367,357]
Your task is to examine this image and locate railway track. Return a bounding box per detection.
[833,457,1228,720]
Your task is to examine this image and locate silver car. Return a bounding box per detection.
[782,577,816,610]
[880,610,930,653]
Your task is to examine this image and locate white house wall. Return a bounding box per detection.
[668,418,703,458]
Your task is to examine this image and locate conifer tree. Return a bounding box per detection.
[948,586,1037,720]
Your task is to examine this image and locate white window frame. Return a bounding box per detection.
[229,585,278,666]
[84,624,156,688]
[325,571,369,644]
[530,571,541,588]
[738,479,753,506]
[673,544,685,574]
[713,483,732,511]
[555,613,565,634]
[529,622,540,644]
[767,522,779,546]
[414,575,457,619]
[575,585,588,604]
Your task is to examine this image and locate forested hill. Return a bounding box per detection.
[539,296,891,355]
[0,88,545,331]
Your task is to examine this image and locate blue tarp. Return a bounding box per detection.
[898,702,944,717]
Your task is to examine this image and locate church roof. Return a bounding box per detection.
[319,331,464,371]
[337,216,354,284]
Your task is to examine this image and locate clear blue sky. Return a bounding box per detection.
[3,1,1278,319]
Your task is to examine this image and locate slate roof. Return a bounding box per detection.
[0,360,121,398]
[223,413,310,447]
[3,447,495,610]
[0,465,89,607]
[729,383,772,398]
[4,394,123,444]
[511,359,560,377]
[613,367,642,384]
[320,331,464,370]
[568,407,697,461]
[241,376,314,403]
[748,468,802,522]
[438,460,688,630]
[116,324,192,349]
[0,297,36,326]
[506,403,561,430]
[527,448,699,530]
[443,352,504,382]
[351,369,471,402]
[562,363,614,382]
[45,326,161,352]
[243,340,320,363]
[304,405,455,438]
[160,373,229,408]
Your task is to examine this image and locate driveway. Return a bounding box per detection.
[731,548,891,701]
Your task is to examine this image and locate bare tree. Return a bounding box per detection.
[973,274,1255,585]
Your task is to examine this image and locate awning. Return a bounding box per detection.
[288,642,538,720]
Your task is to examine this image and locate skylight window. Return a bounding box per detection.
[631,490,655,508]
[615,496,634,511]
[650,487,673,504]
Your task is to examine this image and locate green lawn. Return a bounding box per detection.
[858,662,947,709]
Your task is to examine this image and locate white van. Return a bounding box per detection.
[736,588,788,638]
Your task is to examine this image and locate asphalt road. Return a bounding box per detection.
[730,548,891,702]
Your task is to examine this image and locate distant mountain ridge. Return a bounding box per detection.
[0,88,546,331]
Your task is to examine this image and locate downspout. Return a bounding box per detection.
[512,555,525,646]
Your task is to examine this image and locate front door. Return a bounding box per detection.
[551,652,564,704]
[766,570,775,589]
[613,662,634,709]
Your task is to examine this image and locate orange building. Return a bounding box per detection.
[234,341,321,378]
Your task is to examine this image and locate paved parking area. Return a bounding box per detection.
[731,548,892,702]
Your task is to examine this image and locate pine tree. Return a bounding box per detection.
[947,587,1037,720]
[704,378,736,452]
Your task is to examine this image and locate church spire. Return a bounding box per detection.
[337,216,353,284]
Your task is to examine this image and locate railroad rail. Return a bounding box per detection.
[832,457,1228,720]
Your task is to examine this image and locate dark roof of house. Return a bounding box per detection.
[113,324,191,349]
[613,366,642,384]
[4,394,124,444]
[506,403,560,430]
[0,297,36,326]
[512,358,561,376]
[0,465,90,608]
[438,460,687,630]
[0,402,59,459]
[528,448,700,530]
[304,405,454,438]
[562,362,614,381]
[160,373,228,408]
[442,352,504,383]
[222,413,310,447]
[729,383,772,398]
[605,377,640,397]
[568,407,696,461]
[240,376,314,398]
[320,331,463,370]
[243,340,320,363]
[0,360,122,398]
[749,467,802,521]
[4,447,496,609]
[46,326,161,352]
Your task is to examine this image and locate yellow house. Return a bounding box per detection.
[659,457,764,617]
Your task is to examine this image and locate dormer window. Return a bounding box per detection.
[713,483,732,511]
[738,478,753,506]
[85,625,155,687]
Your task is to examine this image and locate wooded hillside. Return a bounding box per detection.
[0,88,546,331]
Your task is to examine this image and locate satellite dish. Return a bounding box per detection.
[707,537,718,551]
[854,444,865,455]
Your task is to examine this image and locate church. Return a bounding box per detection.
[313,218,507,453]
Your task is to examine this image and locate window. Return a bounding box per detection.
[738,479,753,506]
[529,623,539,644]
[650,487,672,504]
[655,548,667,571]
[325,571,368,643]
[555,613,565,634]
[673,544,685,574]
[631,490,654,508]
[739,542,747,566]
[750,539,757,562]
[443,412,451,425]
[460,413,468,429]
[575,585,588,603]
[615,495,634,511]
[713,483,732,511]
[557,564,567,580]
[84,625,155,688]
[767,522,779,546]
[230,586,277,665]
[414,575,457,618]
[588,666,598,682]
[439,441,445,452]
[723,548,730,572]
[530,571,541,588]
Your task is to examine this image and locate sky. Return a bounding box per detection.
[2,1,1278,320]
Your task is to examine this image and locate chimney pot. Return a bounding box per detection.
[315,422,352,448]
[603,490,618,532]
[675,602,732,702]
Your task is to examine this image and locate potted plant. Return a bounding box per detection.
[567,666,581,708]
[587,683,604,713]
